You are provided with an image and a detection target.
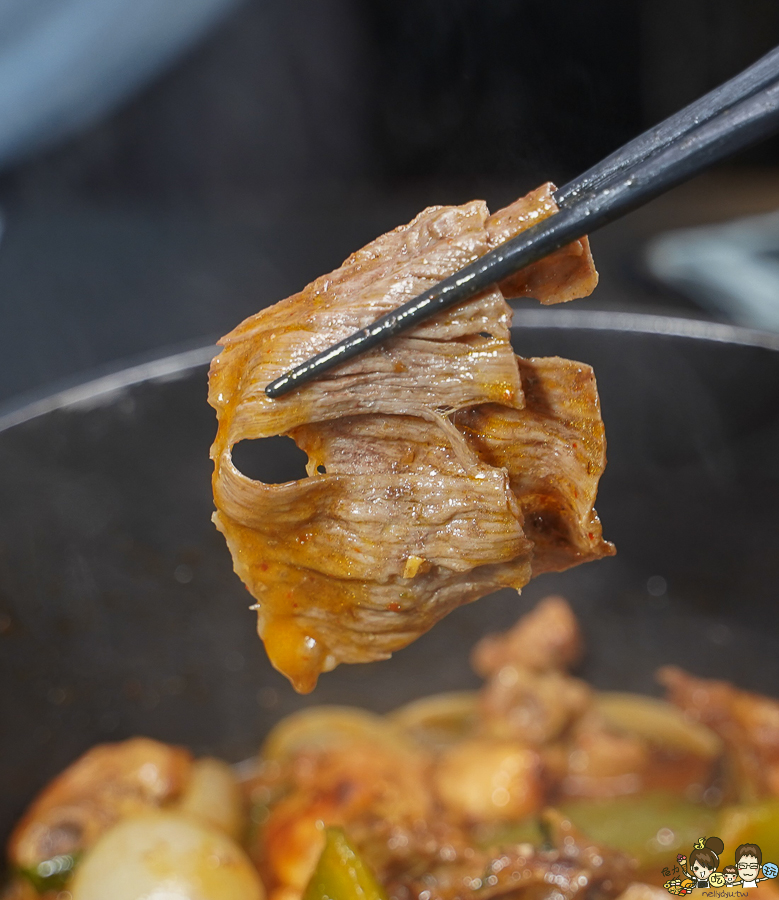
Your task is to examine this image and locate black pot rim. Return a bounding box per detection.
[2,309,779,435]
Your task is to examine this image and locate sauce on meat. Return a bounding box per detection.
[209,183,612,693]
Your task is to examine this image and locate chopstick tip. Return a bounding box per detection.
[265,375,291,399]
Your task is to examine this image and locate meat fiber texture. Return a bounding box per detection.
[208,183,614,693]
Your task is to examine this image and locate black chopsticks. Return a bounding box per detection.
[554,45,779,207]
[265,46,779,400]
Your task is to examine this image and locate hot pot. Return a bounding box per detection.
[2,308,779,852]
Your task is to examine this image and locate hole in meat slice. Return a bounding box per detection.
[479,332,494,339]
[231,436,309,484]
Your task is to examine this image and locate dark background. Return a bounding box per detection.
[3,0,779,847]
[1,0,779,406]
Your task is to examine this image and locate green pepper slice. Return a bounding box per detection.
[559,792,718,868]
[304,827,387,900]
[17,852,80,894]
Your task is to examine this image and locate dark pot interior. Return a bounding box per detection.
[2,309,779,850]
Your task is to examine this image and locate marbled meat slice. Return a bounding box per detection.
[209,201,525,443]
[453,356,613,576]
[209,182,609,692]
[215,416,534,691]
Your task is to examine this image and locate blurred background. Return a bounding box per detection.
[1,0,779,407]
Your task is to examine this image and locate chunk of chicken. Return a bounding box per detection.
[474,597,591,746]
[472,595,583,676]
[433,739,543,824]
[253,739,440,898]
[9,738,191,872]
[660,665,779,801]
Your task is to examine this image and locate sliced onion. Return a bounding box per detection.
[70,811,264,900]
[261,706,409,762]
[175,757,245,840]
[594,692,722,758]
[388,692,480,748]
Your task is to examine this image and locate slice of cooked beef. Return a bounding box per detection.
[487,184,599,304]
[208,201,525,442]
[454,356,612,576]
[209,182,611,692]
